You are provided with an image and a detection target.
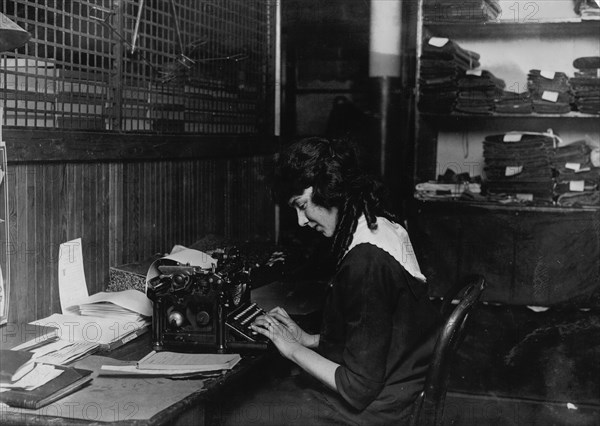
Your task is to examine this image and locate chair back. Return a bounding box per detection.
[409,275,486,426]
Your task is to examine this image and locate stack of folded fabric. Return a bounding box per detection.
[454,69,505,114]
[419,37,480,114]
[423,0,501,23]
[570,56,600,115]
[494,90,533,114]
[552,139,593,175]
[553,139,600,206]
[527,69,573,114]
[574,0,600,20]
[483,132,558,201]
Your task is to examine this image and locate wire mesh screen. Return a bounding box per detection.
[0,0,274,134]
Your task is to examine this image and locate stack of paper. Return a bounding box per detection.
[75,289,152,321]
[29,339,99,365]
[27,238,153,355]
[31,312,150,352]
[1,323,59,351]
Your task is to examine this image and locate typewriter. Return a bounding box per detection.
[146,248,271,353]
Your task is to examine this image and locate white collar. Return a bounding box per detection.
[346,215,427,283]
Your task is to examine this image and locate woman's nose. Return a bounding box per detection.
[296,209,309,227]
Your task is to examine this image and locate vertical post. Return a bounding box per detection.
[111,0,124,131]
[369,0,402,208]
[274,0,282,244]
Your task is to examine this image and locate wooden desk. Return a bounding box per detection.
[0,333,278,425]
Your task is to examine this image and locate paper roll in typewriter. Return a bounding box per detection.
[145,246,270,353]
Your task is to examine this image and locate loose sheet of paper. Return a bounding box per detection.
[145,246,216,292]
[58,238,89,314]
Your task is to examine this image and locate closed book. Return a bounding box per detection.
[0,350,34,383]
[0,366,93,409]
[137,351,241,371]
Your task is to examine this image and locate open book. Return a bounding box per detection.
[136,351,241,372]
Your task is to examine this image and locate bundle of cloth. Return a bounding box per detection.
[423,0,501,23]
[570,56,600,115]
[454,69,505,114]
[494,90,533,114]
[553,139,600,206]
[418,37,480,114]
[574,0,600,20]
[483,132,557,201]
[527,69,573,114]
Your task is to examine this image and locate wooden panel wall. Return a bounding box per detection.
[7,156,275,324]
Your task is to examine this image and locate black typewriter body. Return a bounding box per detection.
[146,249,271,353]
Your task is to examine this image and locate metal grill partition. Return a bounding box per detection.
[0,0,274,134]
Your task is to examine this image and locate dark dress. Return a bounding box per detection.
[312,243,440,425]
[217,242,440,426]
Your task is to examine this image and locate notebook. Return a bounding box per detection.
[0,365,93,409]
[136,351,241,372]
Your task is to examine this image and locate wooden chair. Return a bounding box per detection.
[409,275,487,426]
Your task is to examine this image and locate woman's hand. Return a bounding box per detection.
[270,306,319,348]
[251,306,319,358]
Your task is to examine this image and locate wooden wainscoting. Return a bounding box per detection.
[6,156,275,324]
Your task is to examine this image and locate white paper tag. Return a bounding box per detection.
[569,181,585,192]
[565,162,581,171]
[597,69,600,78]
[466,69,483,76]
[541,91,559,102]
[428,37,449,48]
[503,133,522,142]
[505,166,523,176]
[540,70,556,80]
[516,193,533,201]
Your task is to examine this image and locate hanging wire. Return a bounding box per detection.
[91,3,249,85]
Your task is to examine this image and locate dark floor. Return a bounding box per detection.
[443,304,600,425]
[209,301,600,426]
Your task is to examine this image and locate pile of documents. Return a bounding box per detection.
[31,288,152,358]
[16,238,153,366]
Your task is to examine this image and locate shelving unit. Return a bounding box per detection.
[410,0,600,306]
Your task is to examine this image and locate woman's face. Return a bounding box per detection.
[288,187,338,237]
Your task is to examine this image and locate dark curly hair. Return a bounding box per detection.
[273,137,399,270]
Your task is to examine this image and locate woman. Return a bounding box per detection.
[250,137,440,425]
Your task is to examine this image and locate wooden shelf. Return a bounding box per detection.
[419,112,600,120]
[423,20,600,39]
[412,198,600,214]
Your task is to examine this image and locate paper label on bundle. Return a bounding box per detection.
[565,162,581,171]
[503,133,522,142]
[516,193,533,201]
[540,70,556,80]
[569,181,585,192]
[466,69,483,76]
[541,91,559,103]
[505,166,523,176]
[428,37,448,47]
